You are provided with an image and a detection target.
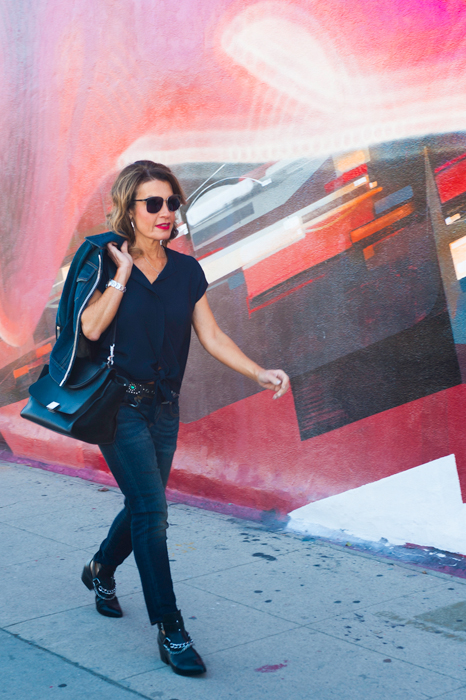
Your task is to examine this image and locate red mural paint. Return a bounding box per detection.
[324,165,368,193]
[435,158,466,203]
[196,248,224,261]
[171,385,466,511]
[350,203,414,243]
[4,383,466,515]
[434,152,466,174]
[244,198,374,299]
[246,274,326,314]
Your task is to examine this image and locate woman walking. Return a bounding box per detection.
[71,161,289,676]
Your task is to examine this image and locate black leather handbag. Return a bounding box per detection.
[20,325,129,445]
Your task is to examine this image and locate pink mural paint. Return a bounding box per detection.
[3,0,466,347]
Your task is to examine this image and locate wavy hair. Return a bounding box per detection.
[106,161,186,253]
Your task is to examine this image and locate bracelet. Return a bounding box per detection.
[106,279,126,293]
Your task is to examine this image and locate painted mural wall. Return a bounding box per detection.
[3,0,466,552]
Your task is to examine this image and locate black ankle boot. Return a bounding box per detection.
[81,559,123,618]
[157,610,206,676]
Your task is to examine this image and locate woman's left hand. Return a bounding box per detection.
[193,294,290,400]
[257,369,290,399]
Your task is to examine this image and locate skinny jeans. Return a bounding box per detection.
[94,396,179,624]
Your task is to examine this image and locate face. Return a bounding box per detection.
[129,179,176,245]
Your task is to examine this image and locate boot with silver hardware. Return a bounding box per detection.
[81,558,123,618]
[157,610,206,676]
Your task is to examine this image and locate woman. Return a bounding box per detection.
[79,161,290,676]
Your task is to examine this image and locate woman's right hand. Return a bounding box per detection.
[106,240,133,282]
[82,240,133,341]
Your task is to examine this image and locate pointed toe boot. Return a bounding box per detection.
[81,558,123,619]
[157,610,206,676]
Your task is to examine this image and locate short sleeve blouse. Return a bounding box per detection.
[93,246,208,398]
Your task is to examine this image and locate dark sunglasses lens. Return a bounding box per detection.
[145,197,163,214]
[167,195,181,212]
[145,196,181,213]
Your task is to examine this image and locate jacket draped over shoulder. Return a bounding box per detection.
[50,231,125,386]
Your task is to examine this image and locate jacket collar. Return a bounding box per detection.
[85,231,126,249]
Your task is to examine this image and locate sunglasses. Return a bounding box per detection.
[133,195,181,214]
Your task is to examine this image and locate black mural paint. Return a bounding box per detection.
[292,306,460,440]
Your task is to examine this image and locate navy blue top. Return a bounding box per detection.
[93,247,208,400]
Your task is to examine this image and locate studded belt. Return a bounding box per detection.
[126,381,156,398]
[125,381,179,406]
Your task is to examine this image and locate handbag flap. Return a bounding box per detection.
[29,366,112,415]
[67,358,108,388]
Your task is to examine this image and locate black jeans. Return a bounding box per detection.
[94,397,179,624]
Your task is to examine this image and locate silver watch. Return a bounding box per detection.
[106,279,126,293]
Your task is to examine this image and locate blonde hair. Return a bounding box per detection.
[106,161,186,254]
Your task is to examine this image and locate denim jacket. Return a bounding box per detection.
[50,231,124,386]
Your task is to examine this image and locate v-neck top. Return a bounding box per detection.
[93,246,208,398]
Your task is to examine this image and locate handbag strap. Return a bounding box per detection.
[106,316,118,367]
[102,250,120,368]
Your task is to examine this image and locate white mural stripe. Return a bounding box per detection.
[287,455,466,555]
[199,176,371,284]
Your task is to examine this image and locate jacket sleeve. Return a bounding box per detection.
[55,241,92,338]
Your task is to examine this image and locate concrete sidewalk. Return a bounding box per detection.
[2,462,466,700]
